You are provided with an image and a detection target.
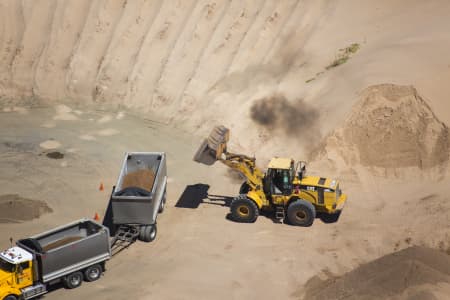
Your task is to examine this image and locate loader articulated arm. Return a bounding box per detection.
[220,152,264,191]
[193,125,264,190]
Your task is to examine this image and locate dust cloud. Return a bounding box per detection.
[250,94,320,138]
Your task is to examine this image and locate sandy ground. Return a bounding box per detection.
[1,1,450,299]
[0,106,449,299]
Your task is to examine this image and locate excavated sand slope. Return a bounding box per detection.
[0,0,317,108]
[302,246,450,300]
[315,84,449,172]
[2,1,450,161]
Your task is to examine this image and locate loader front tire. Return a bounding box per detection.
[287,200,316,227]
[230,195,259,223]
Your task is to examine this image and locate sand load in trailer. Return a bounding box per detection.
[109,152,167,244]
[17,219,111,284]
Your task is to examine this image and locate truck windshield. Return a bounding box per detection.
[0,258,15,272]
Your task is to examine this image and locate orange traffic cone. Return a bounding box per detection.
[94,212,100,221]
[99,182,104,191]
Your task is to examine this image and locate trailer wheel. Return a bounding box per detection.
[287,199,316,227]
[4,295,17,300]
[84,264,102,282]
[63,271,83,289]
[140,225,157,242]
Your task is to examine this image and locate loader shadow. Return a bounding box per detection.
[175,184,281,224]
[175,184,210,209]
[317,211,342,224]
[175,184,233,208]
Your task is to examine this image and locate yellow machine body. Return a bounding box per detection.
[193,125,347,224]
[0,257,34,300]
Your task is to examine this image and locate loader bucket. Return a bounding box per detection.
[193,125,230,165]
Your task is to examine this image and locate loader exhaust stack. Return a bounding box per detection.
[193,125,230,165]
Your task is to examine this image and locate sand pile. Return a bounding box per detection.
[315,84,449,172]
[122,169,156,192]
[0,194,52,223]
[302,246,450,300]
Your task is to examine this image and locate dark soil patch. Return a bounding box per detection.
[46,151,64,159]
[0,194,53,223]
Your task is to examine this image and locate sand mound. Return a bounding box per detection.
[39,140,62,150]
[315,84,449,171]
[301,246,450,300]
[122,169,156,192]
[0,194,53,223]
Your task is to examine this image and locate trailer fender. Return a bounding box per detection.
[152,176,167,221]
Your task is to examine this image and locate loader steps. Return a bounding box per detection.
[275,206,285,220]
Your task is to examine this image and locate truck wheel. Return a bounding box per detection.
[287,200,316,226]
[140,225,157,242]
[230,195,259,223]
[84,264,102,282]
[158,192,166,213]
[63,271,83,289]
[4,295,17,300]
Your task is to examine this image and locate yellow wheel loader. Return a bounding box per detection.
[193,126,347,226]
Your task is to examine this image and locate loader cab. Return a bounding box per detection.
[265,158,295,196]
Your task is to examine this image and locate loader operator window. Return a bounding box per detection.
[271,169,292,195]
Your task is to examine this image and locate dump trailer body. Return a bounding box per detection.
[111,152,167,225]
[16,219,111,283]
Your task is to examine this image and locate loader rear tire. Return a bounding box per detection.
[287,200,316,227]
[230,195,259,223]
[4,295,17,300]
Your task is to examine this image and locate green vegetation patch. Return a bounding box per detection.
[326,43,360,70]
